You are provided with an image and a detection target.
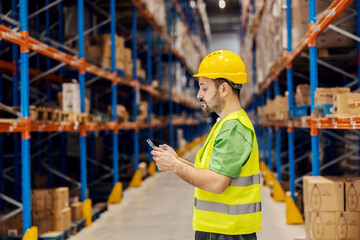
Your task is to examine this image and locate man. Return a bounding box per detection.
[151,50,261,240]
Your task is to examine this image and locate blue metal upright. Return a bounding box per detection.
[58,1,66,187]
[261,94,266,162]
[309,0,319,176]
[158,37,164,143]
[358,0,360,90]
[286,0,295,201]
[274,79,281,183]
[132,6,139,172]
[167,0,174,147]
[19,0,31,233]
[266,88,272,170]
[78,0,87,201]
[35,4,41,69]
[356,0,360,163]
[251,42,256,119]
[147,24,154,162]
[45,0,54,188]
[0,23,3,209]
[111,0,119,185]
[12,0,21,203]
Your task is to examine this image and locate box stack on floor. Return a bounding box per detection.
[303,176,360,240]
[31,187,71,235]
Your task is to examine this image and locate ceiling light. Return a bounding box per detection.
[219,0,226,9]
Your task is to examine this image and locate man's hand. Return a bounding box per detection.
[151,147,180,172]
[159,144,177,157]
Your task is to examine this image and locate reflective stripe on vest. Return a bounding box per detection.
[229,174,260,187]
[195,198,261,215]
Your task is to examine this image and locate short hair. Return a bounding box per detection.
[214,78,241,96]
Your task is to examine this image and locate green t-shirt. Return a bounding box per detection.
[209,119,253,178]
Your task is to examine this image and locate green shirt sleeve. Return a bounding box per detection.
[209,120,253,178]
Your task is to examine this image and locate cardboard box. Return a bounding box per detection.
[31,189,53,212]
[51,207,72,232]
[138,101,148,122]
[32,211,51,235]
[306,177,344,212]
[334,93,360,116]
[336,212,360,240]
[310,211,336,240]
[295,84,311,106]
[0,213,22,237]
[53,187,69,211]
[62,83,81,113]
[124,48,132,63]
[345,178,360,211]
[71,202,83,222]
[314,88,350,107]
[34,173,48,189]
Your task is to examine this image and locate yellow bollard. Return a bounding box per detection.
[107,182,123,204]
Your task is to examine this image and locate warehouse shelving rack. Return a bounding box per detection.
[0,0,210,237]
[242,0,359,224]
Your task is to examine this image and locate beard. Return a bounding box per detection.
[200,91,224,113]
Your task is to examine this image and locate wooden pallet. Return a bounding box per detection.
[71,218,86,235]
[39,228,72,240]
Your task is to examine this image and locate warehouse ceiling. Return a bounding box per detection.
[203,0,241,34]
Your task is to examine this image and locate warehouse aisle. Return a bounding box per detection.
[69,145,305,240]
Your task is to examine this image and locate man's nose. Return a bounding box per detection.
[197,92,202,100]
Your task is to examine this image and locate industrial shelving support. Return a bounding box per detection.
[266,88,272,171]
[286,0,295,202]
[0,0,208,234]
[78,0,88,202]
[309,0,320,177]
[110,0,119,187]
[168,0,174,148]
[274,80,281,184]
[147,23,153,164]
[0,3,3,211]
[19,0,31,233]
[12,0,21,203]
[131,5,141,186]
[157,36,164,144]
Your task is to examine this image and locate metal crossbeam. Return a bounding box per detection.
[85,76,101,86]
[0,194,22,222]
[28,0,64,19]
[29,62,66,84]
[0,13,20,27]
[301,53,357,87]
[64,18,111,46]
[328,24,360,42]
[43,163,81,188]
[295,149,358,187]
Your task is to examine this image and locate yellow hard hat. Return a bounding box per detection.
[193,50,247,84]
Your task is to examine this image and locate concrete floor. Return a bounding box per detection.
[69,145,306,240]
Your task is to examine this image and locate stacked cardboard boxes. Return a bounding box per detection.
[31,187,71,235]
[100,34,125,71]
[303,176,360,240]
[107,104,129,123]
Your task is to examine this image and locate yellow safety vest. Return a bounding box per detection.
[193,110,262,235]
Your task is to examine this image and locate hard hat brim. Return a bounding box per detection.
[192,73,247,84]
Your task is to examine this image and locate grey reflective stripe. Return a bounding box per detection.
[194,198,261,215]
[229,174,261,187]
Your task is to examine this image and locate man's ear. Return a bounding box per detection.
[219,82,230,97]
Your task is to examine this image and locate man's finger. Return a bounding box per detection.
[154,146,165,152]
